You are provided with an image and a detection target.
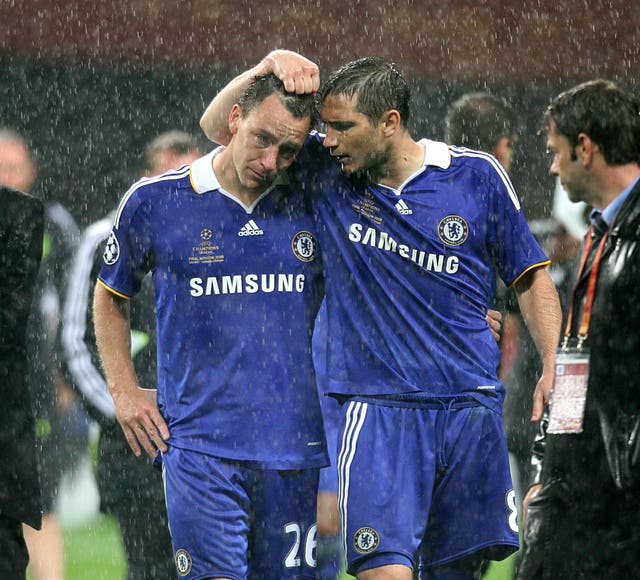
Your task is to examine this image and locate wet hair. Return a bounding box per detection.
[544,79,640,165]
[238,73,316,124]
[444,92,517,152]
[317,57,411,126]
[144,130,200,171]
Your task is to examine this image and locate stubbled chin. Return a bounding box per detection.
[339,160,355,173]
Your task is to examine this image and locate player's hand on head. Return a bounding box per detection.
[113,387,170,458]
[486,308,502,342]
[263,50,320,94]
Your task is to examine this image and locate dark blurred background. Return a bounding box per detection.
[1,0,638,226]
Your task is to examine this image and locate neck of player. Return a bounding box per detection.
[376,138,425,190]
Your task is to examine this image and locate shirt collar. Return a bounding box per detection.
[190,147,223,194]
[377,139,451,195]
[419,139,452,169]
[599,175,640,225]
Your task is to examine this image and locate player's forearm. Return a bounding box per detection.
[93,282,139,399]
[515,268,562,371]
[200,61,269,145]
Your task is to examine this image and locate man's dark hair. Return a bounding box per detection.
[544,79,640,165]
[445,92,517,152]
[317,57,411,126]
[239,73,316,123]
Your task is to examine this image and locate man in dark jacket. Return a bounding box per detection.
[1,127,86,579]
[0,185,44,577]
[519,79,640,578]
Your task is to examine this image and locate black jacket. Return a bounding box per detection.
[531,179,640,494]
[0,186,44,529]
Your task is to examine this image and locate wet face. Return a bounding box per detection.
[320,93,390,177]
[0,138,37,192]
[228,94,310,193]
[546,120,590,204]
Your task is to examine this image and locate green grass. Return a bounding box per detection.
[64,515,126,580]
[482,554,516,580]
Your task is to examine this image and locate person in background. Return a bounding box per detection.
[62,130,201,579]
[445,97,588,580]
[519,79,640,578]
[0,128,86,580]
[0,184,44,578]
[140,130,202,178]
[444,91,518,173]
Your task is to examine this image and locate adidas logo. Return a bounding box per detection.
[395,199,413,215]
[238,219,264,236]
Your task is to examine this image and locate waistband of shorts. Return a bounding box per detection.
[348,393,481,409]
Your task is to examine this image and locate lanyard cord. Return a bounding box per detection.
[563,224,610,349]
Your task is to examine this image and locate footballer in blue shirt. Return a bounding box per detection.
[201,52,562,580]
[94,71,328,580]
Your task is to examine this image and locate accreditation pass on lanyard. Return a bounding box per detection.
[548,224,609,434]
[548,349,590,434]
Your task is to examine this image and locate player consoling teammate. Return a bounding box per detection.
[201,52,561,579]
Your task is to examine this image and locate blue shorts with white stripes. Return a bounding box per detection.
[336,397,519,575]
[162,446,319,580]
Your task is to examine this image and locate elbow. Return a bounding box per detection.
[200,111,231,146]
[199,115,216,142]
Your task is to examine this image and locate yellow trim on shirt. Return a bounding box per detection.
[97,278,131,300]
[509,260,551,288]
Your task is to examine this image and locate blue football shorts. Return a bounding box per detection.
[162,445,320,580]
[337,397,519,576]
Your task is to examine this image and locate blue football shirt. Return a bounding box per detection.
[295,134,549,412]
[98,150,327,469]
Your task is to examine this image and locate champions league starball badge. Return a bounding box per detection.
[103,231,120,265]
[353,526,380,554]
